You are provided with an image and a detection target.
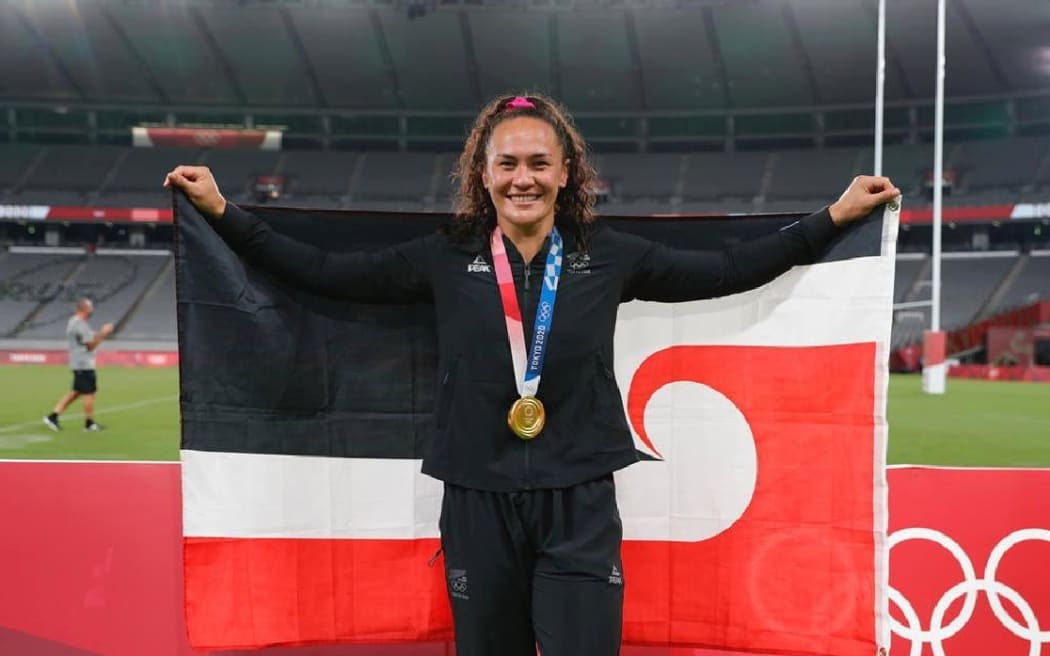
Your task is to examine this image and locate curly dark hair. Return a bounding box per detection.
[447,93,598,246]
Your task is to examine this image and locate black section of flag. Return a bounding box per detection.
[175,193,883,459]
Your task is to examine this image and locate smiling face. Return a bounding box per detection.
[482,116,569,237]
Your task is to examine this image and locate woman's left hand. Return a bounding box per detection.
[828,176,901,226]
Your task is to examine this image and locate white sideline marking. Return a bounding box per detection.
[0,395,178,434]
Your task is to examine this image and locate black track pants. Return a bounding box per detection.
[439,474,625,656]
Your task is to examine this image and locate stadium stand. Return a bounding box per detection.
[202,149,281,202]
[682,151,769,203]
[891,255,931,350]
[353,152,441,202]
[866,143,935,196]
[0,252,83,337]
[99,147,204,208]
[119,261,176,342]
[280,150,359,202]
[12,253,169,340]
[20,145,125,194]
[940,254,1019,328]
[950,137,1050,193]
[895,252,1021,341]
[992,252,1050,314]
[766,148,863,200]
[893,255,928,304]
[2,139,1050,213]
[593,153,682,200]
[891,313,927,351]
[1035,152,1050,190]
[0,143,42,192]
[600,199,675,216]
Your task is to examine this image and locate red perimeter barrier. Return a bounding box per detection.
[0,463,1046,656]
[891,301,1050,373]
[949,364,1050,382]
[0,349,178,367]
[946,302,1050,357]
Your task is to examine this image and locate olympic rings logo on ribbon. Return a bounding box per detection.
[538,301,552,322]
[889,527,1050,656]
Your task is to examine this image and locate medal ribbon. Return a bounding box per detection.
[490,226,563,399]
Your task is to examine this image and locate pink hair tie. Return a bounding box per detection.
[505,96,536,110]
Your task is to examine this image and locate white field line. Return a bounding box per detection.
[0,394,178,434]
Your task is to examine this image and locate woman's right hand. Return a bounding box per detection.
[163,165,227,221]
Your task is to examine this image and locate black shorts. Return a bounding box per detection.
[72,370,97,394]
[439,474,625,656]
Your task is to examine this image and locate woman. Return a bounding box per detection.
[165,93,899,656]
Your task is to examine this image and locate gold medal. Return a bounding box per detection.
[507,396,545,440]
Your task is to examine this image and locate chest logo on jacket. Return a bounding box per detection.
[566,251,591,274]
[467,255,491,273]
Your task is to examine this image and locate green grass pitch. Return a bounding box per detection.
[0,365,180,461]
[0,365,1047,466]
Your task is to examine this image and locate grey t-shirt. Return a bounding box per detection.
[67,315,96,371]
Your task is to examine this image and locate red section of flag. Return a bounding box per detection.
[184,538,451,649]
[622,344,880,655]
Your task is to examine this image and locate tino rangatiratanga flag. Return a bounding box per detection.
[176,193,896,655]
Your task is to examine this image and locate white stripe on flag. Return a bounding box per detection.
[615,254,893,358]
[181,450,443,539]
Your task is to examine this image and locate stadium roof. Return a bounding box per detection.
[2,0,1048,114]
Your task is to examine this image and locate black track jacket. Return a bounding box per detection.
[212,204,839,491]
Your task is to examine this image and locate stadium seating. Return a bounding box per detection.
[0,252,83,337]
[766,148,862,200]
[865,143,934,196]
[353,152,440,202]
[0,143,42,191]
[593,153,682,200]
[682,151,769,202]
[119,262,176,342]
[5,253,168,340]
[2,139,1049,212]
[992,253,1050,314]
[20,145,125,193]
[280,150,359,201]
[895,252,1020,345]
[202,149,281,201]
[893,255,927,304]
[950,137,1049,192]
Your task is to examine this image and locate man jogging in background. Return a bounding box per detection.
[44,298,113,432]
